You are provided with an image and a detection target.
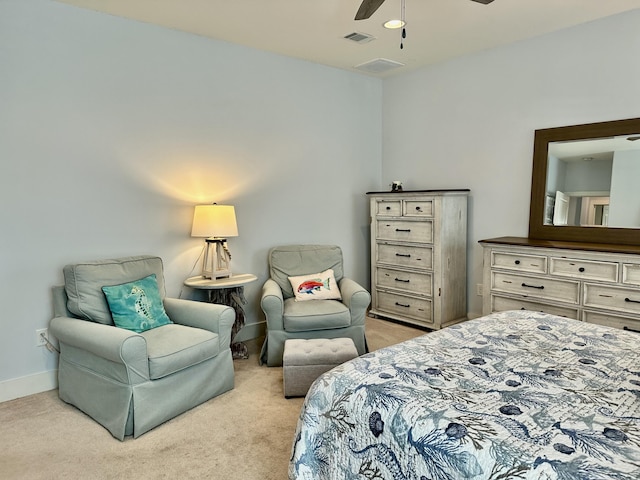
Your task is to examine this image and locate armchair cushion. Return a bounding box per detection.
[64,255,165,325]
[288,268,342,301]
[270,245,344,298]
[141,324,220,380]
[283,298,351,332]
[102,274,172,333]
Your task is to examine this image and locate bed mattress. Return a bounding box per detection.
[289,310,640,479]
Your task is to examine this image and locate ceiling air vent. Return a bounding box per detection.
[344,32,375,44]
[354,58,405,74]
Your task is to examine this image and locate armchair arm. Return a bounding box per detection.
[50,316,149,379]
[339,277,371,327]
[260,279,284,331]
[163,297,235,350]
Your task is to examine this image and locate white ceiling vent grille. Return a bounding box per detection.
[354,58,405,74]
[344,32,375,44]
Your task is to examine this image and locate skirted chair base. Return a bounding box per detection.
[56,339,234,439]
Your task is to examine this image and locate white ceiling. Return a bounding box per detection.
[57,0,640,77]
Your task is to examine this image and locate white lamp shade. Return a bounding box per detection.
[191,204,239,238]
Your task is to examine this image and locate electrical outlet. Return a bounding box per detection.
[36,328,48,347]
[476,284,484,296]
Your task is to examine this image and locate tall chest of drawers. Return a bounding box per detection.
[367,190,469,329]
[480,236,640,332]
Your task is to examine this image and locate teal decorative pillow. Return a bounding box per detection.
[101,274,172,333]
[288,269,342,302]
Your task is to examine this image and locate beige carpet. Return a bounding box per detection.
[0,317,426,480]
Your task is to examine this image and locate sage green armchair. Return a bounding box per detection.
[260,245,370,366]
[49,255,235,440]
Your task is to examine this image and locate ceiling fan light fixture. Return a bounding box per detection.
[384,19,405,29]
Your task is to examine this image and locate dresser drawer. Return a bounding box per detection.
[376,267,432,296]
[403,199,433,217]
[491,295,578,319]
[375,200,401,216]
[491,252,546,274]
[491,272,580,304]
[376,220,433,243]
[376,291,432,324]
[583,283,640,315]
[623,264,640,286]
[583,309,640,333]
[377,243,433,270]
[550,257,618,282]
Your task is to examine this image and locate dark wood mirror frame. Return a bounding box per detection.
[529,117,640,246]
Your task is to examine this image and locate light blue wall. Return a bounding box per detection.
[564,159,612,193]
[610,150,640,227]
[0,0,381,398]
[382,9,640,317]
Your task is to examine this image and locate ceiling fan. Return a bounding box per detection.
[355,0,495,21]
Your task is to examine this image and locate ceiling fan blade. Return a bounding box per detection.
[355,0,387,20]
[470,0,495,4]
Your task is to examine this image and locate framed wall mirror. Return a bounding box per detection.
[529,117,640,246]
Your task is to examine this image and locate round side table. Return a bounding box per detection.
[184,273,258,359]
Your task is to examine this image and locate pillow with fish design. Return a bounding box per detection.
[102,274,172,332]
[288,269,342,301]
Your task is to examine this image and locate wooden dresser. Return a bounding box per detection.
[480,236,640,332]
[367,189,469,329]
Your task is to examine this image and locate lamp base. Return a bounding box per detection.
[202,238,231,279]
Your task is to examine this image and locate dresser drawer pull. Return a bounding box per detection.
[395,302,410,308]
[395,228,411,232]
[415,206,422,212]
[514,260,521,265]
[395,278,410,283]
[579,267,585,272]
[386,206,391,210]
[395,253,411,258]
[623,326,640,334]
[521,282,544,290]
[625,297,640,304]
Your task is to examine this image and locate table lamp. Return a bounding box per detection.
[191,204,238,279]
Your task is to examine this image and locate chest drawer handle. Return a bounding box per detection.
[624,326,640,333]
[522,282,544,290]
[395,301,410,308]
[396,253,411,258]
[386,206,391,210]
[395,278,410,283]
[578,267,585,272]
[395,228,411,232]
[514,260,521,265]
[625,297,640,304]
[415,207,422,212]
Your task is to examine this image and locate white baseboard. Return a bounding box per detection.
[0,370,58,403]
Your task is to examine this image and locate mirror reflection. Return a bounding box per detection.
[544,135,640,228]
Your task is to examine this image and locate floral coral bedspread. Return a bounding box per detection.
[289,311,640,479]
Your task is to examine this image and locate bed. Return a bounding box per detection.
[289,310,640,479]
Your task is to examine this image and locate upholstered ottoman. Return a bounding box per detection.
[283,338,359,398]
